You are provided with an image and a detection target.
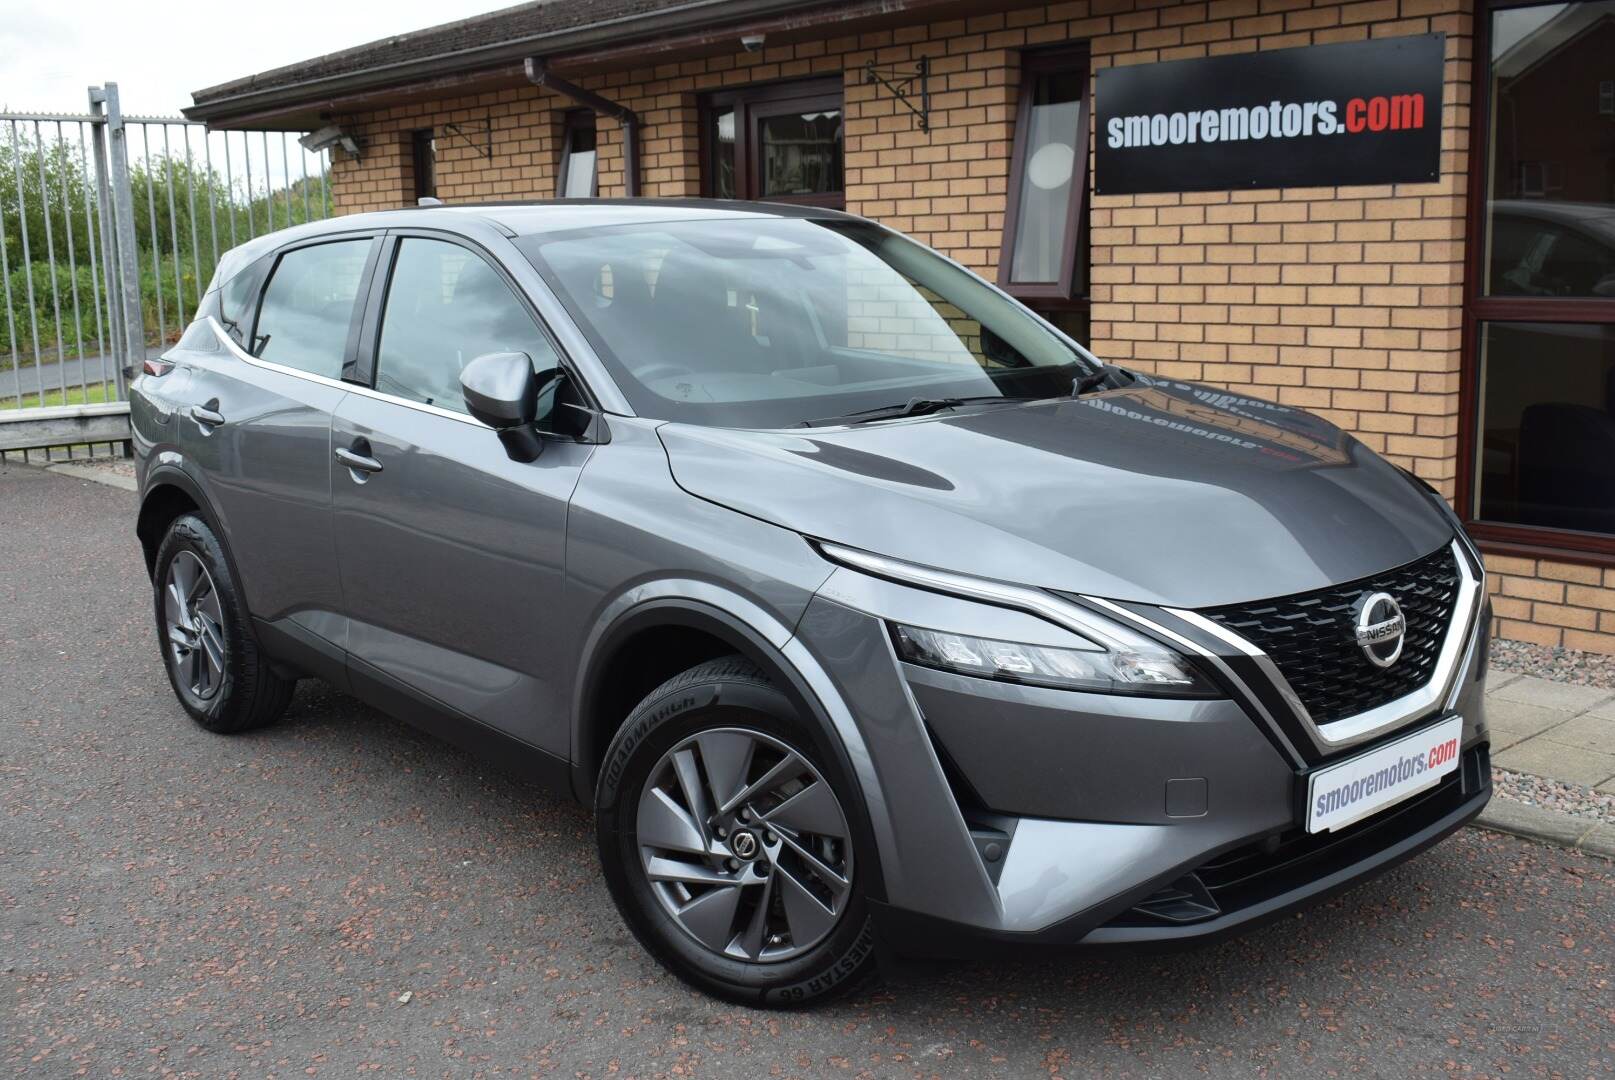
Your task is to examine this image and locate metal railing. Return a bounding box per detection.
[0,83,332,461]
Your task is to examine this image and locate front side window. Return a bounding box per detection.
[702,78,844,207]
[253,239,371,378]
[520,217,1097,429]
[374,237,558,415]
[1467,2,1615,552]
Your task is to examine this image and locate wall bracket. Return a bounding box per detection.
[864,57,929,132]
[441,116,493,161]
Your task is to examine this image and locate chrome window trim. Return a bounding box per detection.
[1166,540,1482,751]
[205,314,500,429]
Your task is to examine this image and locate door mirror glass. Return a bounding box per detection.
[460,351,537,429]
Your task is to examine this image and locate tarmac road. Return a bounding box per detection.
[2,462,1612,1078]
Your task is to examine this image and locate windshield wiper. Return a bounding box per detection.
[1072,364,1138,397]
[798,395,1018,428]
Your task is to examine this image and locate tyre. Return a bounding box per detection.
[596,656,877,1006]
[152,513,294,734]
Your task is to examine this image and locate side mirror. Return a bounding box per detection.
[461,351,537,428]
[461,351,545,462]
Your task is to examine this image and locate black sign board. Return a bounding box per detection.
[1095,34,1444,195]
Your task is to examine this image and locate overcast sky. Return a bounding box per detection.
[0,0,507,115]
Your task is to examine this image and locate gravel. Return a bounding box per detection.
[1492,767,1615,826]
[1490,636,1615,690]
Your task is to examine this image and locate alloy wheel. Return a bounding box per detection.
[164,550,225,700]
[636,726,854,963]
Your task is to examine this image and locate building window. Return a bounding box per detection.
[559,110,597,198]
[1463,1,1615,558]
[701,77,844,207]
[411,129,436,202]
[1000,47,1090,341]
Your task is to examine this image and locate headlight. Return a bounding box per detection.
[891,623,1217,697]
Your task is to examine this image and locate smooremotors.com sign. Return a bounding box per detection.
[1095,34,1445,195]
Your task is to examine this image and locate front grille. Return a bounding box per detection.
[1199,545,1461,725]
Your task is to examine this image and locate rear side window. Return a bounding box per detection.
[253,239,371,378]
[374,237,559,414]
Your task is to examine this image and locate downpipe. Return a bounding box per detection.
[525,57,640,197]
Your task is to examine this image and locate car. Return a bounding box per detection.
[131,199,1493,1006]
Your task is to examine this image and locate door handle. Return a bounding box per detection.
[334,446,384,475]
[189,404,225,429]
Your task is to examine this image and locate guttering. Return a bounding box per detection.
[525,58,640,197]
[183,0,827,125]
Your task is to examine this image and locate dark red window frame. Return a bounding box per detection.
[699,76,845,208]
[998,45,1091,306]
[1457,0,1615,566]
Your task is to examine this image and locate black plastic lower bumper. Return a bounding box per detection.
[872,746,1491,959]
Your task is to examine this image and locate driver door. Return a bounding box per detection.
[330,231,593,759]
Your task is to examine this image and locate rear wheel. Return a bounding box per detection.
[596,656,877,1006]
[152,513,293,734]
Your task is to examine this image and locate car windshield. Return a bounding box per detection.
[516,216,1097,428]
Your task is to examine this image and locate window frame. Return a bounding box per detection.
[248,233,383,383]
[353,229,593,425]
[557,109,598,198]
[998,45,1091,304]
[699,76,845,207]
[1457,0,1615,565]
[410,129,436,202]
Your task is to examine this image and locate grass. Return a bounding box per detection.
[0,380,118,411]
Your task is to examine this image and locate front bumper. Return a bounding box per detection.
[870,745,1490,957]
[794,546,1492,956]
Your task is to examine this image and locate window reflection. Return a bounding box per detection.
[1477,321,1615,535]
[1009,69,1086,286]
[1484,2,1615,296]
[759,110,842,197]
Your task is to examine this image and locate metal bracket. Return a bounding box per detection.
[441,116,493,161]
[863,57,930,132]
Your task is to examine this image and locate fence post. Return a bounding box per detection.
[86,88,124,396]
[90,83,143,398]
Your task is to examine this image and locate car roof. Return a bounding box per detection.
[210,199,864,285]
[313,198,858,238]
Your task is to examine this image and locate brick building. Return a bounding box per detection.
[188,0,1615,654]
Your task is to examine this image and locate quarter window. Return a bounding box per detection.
[374,237,559,415]
[252,239,371,378]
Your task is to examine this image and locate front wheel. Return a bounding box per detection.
[152,513,293,734]
[596,657,877,1006]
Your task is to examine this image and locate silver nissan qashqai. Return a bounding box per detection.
[132,200,1492,1006]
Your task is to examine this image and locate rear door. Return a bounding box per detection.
[330,229,594,757]
[184,233,380,675]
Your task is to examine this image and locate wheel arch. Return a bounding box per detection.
[571,594,887,902]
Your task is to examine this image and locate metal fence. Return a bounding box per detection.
[0,82,332,461]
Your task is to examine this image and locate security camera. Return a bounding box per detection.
[740,33,766,52]
[299,125,361,158]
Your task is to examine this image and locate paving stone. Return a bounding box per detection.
[1490,675,1615,714]
[1536,714,1615,755]
[1599,778,1615,796]
[1590,698,1615,722]
[1482,671,1520,696]
[1482,697,1573,751]
[1494,739,1615,788]
[1579,824,1615,860]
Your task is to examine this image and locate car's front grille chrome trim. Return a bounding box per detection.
[1166,540,1483,754]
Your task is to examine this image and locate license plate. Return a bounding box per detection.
[1304,715,1464,834]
